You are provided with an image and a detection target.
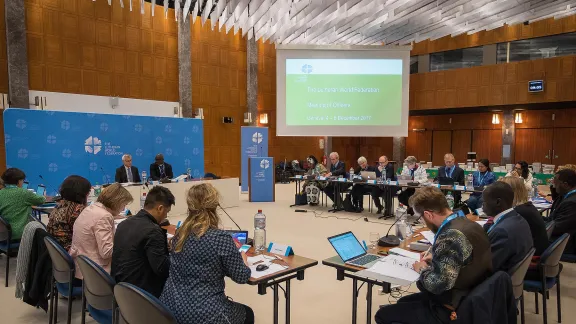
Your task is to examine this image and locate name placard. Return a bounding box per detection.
[388,181,398,185]
[295,175,303,179]
[267,242,294,256]
[367,180,376,184]
[338,178,348,182]
[454,185,466,191]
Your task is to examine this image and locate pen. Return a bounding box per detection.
[176,221,182,229]
[422,247,432,260]
[362,240,368,250]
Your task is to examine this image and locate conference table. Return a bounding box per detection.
[322,214,482,324]
[164,225,318,324]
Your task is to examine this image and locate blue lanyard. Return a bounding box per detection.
[410,167,416,177]
[446,166,454,178]
[476,171,486,186]
[5,184,18,189]
[487,210,512,234]
[433,213,462,246]
[565,189,576,199]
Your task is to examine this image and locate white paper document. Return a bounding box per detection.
[356,255,420,285]
[476,220,487,227]
[249,263,287,279]
[420,231,435,245]
[389,248,421,261]
[247,255,275,265]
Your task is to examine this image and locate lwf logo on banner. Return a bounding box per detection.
[84,136,122,156]
[260,159,270,169]
[252,132,263,144]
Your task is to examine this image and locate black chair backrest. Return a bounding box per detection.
[0,215,12,242]
[545,221,555,240]
[114,282,176,324]
[508,247,535,299]
[539,233,570,278]
[44,236,75,283]
[77,255,115,310]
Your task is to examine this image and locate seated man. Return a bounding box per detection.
[548,169,576,254]
[371,155,396,215]
[350,156,380,212]
[323,152,347,208]
[397,156,428,207]
[483,182,533,272]
[115,154,141,183]
[434,153,465,205]
[149,154,174,181]
[375,187,492,324]
[112,186,175,297]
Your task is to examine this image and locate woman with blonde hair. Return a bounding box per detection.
[160,183,254,324]
[70,183,133,279]
[498,177,549,256]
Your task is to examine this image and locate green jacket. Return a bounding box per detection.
[0,186,46,239]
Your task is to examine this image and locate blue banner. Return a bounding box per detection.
[3,109,204,195]
[249,157,274,202]
[241,126,268,192]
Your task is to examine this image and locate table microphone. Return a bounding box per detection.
[100,167,110,184]
[38,175,60,198]
[378,210,407,247]
[218,204,253,246]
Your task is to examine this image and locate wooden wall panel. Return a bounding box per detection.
[0,0,7,95]
[472,129,503,164]
[515,129,554,164]
[432,131,452,166]
[406,130,432,163]
[410,55,576,111]
[25,0,178,101]
[452,130,472,163]
[553,128,576,166]
[411,16,576,56]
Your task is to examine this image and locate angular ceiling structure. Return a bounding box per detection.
[135,0,576,45]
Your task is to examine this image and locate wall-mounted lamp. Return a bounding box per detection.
[243,112,253,123]
[194,108,204,119]
[514,112,523,124]
[492,113,500,124]
[259,113,269,124]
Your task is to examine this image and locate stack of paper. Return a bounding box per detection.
[419,231,435,245]
[247,255,287,279]
[389,248,420,261]
[357,255,420,284]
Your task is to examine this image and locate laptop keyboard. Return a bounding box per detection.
[349,254,380,266]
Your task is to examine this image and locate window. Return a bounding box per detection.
[430,47,483,71]
[497,32,576,63]
[410,56,419,74]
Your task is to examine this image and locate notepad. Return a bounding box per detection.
[356,255,420,284]
[419,231,435,245]
[389,248,420,261]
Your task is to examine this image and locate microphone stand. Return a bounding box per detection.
[39,175,60,198]
[378,210,407,247]
[219,204,253,246]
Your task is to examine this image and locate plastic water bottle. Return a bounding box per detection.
[466,174,474,188]
[140,192,147,210]
[446,191,455,209]
[349,167,355,180]
[533,180,540,199]
[187,168,192,180]
[254,210,267,252]
[141,171,147,184]
[396,218,408,241]
[94,183,102,197]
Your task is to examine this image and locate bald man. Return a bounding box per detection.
[435,153,465,205]
[149,154,174,181]
[371,156,396,215]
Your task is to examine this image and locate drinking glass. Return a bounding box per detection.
[369,232,380,249]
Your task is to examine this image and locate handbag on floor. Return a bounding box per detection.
[294,192,308,205]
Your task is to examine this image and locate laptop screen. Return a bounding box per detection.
[225,230,248,245]
[328,232,366,262]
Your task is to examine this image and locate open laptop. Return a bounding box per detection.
[328,232,382,268]
[437,176,456,186]
[360,171,377,181]
[225,230,249,245]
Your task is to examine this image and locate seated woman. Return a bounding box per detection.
[499,177,549,257]
[397,156,428,207]
[466,159,496,211]
[0,168,46,240]
[161,183,254,324]
[302,155,327,205]
[506,160,533,192]
[70,183,133,279]
[47,175,92,251]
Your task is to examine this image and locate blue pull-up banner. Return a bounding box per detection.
[240,126,268,193]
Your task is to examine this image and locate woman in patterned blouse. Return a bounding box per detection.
[47,175,91,251]
[161,183,254,324]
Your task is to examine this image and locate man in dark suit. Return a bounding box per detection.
[372,155,397,215]
[115,154,141,183]
[435,153,465,204]
[323,152,346,207]
[483,181,533,272]
[351,156,380,212]
[548,169,576,254]
[149,154,174,181]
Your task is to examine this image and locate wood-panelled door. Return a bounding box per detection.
[406,130,432,163]
[472,129,503,164]
[452,130,472,163]
[552,128,576,166]
[515,129,554,164]
[432,131,452,166]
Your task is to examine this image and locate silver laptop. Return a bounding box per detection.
[328,232,382,268]
[360,171,377,181]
